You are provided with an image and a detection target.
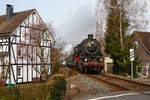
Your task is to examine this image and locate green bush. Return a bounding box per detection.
[46,75,66,100]
[51,62,60,75]
[0,74,66,100]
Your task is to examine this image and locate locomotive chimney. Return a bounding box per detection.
[6,4,14,21]
[88,34,93,40]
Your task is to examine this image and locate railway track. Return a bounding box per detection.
[85,74,128,91]
[85,74,150,93]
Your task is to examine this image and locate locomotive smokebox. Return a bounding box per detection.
[88,34,93,40]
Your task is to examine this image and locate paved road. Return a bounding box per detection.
[87,91,150,100]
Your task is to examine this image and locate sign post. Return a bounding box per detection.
[130,49,134,79]
[131,60,133,79]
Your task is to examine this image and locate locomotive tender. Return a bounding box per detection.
[66,34,104,73]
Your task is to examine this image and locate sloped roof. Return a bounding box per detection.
[0,9,35,36]
[134,31,150,55]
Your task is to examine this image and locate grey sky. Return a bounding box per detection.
[0,0,96,24]
[0,0,150,53]
[0,0,96,52]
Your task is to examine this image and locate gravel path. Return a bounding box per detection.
[135,78,150,85]
[64,70,150,100]
[65,74,111,100]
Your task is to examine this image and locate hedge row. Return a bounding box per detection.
[46,74,66,100]
[0,75,66,100]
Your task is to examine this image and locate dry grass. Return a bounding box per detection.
[0,83,51,100]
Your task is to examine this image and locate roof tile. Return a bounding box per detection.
[135,31,150,55]
[0,9,35,35]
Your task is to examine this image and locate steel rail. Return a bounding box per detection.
[100,74,150,88]
[85,74,129,91]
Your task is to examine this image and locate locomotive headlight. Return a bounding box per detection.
[84,58,88,62]
[100,58,103,61]
[91,41,94,44]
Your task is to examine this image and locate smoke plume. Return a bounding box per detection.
[56,4,96,53]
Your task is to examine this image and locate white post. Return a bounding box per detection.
[142,67,143,78]
[131,61,133,79]
[146,64,149,77]
[130,49,134,79]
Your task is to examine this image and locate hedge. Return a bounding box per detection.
[46,74,66,100]
[0,75,66,100]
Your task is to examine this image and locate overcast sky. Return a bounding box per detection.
[0,0,150,53]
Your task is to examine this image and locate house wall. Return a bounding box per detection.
[0,56,9,80]
[104,57,113,73]
[0,38,9,52]
[135,39,150,66]
[0,10,52,84]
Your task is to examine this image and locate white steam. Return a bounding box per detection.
[56,4,96,53]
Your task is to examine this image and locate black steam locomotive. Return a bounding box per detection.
[65,34,104,73]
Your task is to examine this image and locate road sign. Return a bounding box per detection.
[130,49,134,61]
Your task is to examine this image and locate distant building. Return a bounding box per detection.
[134,31,150,66]
[104,57,113,73]
[134,31,150,76]
[0,5,54,84]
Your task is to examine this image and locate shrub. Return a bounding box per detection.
[51,62,60,75]
[0,83,51,100]
[0,74,66,100]
[46,74,66,100]
[0,87,21,100]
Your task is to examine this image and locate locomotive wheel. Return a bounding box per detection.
[79,65,85,74]
[94,67,102,74]
[97,67,103,73]
[78,61,85,74]
[96,70,100,74]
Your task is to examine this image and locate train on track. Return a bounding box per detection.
[64,34,104,73]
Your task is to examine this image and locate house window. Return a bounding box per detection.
[134,41,138,49]
[0,43,2,52]
[17,46,21,56]
[17,67,21,76]
[18,49,21,56]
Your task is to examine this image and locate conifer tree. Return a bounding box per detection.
[104,0,145,75]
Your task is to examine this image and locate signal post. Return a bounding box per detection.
[130,49,134,79]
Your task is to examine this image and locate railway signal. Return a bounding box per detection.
[130,49,134,61]
[130,49,134,79]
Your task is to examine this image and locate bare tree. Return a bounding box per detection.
[95,0,110,56]
[18,22,52,82]
[46,22,66,74]
[50,38,66,74]
[0,59,10,85]
[96,0,148,54]
[96,0,148,36]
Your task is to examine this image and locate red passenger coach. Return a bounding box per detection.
[75,56,79,62]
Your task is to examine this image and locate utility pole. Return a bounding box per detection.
[131,60,133,79]
[120,10,123,49]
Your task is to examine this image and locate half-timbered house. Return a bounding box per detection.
[0,5,55,84]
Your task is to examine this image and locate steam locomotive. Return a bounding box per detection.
[65,34,104,73]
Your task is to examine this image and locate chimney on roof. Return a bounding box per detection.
[88,34,93,40]
[6,4,14,21]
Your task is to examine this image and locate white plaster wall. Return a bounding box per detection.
[2,11,53,84]
[104,57,113,72]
